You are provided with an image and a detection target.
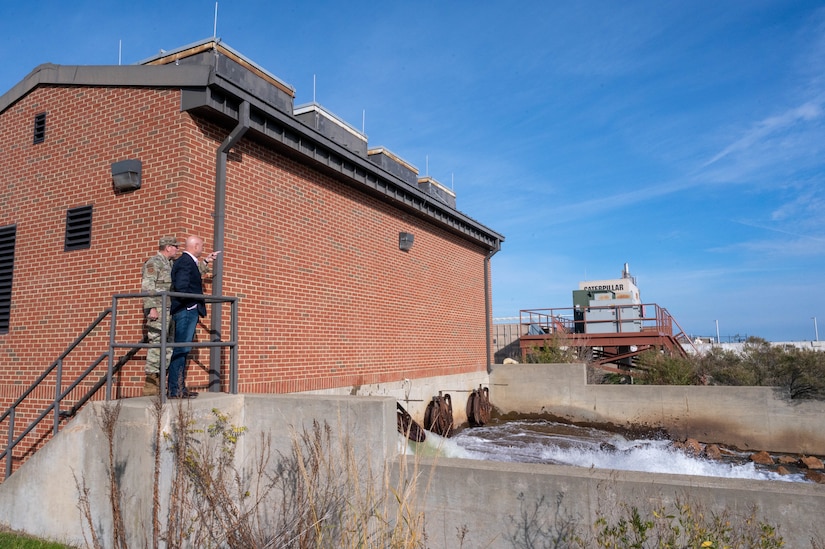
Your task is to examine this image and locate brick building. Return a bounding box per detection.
[0,39,503,445]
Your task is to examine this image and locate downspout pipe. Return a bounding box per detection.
[209,100,250,391]
[485,239,502,374]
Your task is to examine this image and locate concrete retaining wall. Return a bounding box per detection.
[403,456,824,548]
[1,368,824,547]
[304,369,491,427]
[490,363,825,454]
[0,394,395,548]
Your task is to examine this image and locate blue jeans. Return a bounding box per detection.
[169,308,198,396]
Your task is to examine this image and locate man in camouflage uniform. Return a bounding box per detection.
[141,236,180,396]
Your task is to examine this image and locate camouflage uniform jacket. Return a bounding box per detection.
[142,252,173,311]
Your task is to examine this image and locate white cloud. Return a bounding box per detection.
[700,101,824,170]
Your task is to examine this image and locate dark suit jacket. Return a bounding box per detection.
[170,253,206,317]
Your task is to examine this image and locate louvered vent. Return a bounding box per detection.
[65,205,93,251]
[0,225,16,333]
[33,112,46,144]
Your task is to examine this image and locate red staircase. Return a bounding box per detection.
[518,303,696,373]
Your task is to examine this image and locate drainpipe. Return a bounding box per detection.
[209,100,249,391]
[484,239,502,374]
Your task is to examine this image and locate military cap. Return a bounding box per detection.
[158,236,180,248]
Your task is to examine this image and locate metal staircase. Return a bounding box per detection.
[0,291,240,480]
[0,308,132,479]
[518,303,698,374]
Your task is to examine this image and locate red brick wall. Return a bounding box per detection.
[0,84,492,467]
[218,133,489,393]
[0,86,200,470]
[0,85,193,378]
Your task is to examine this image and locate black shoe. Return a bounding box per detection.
[182,389,199,397]
[168,391,197,399]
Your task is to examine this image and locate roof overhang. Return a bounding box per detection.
[0,40,504,252]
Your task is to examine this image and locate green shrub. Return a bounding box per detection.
[626,337,825,399]
[505,492,790,548]
[773,347,825,399]
[525,332,589,364]
[576,498,786,548]
[635,350,698,385]
[696,346,750,385]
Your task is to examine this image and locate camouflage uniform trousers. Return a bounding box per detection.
[144,310,174,375]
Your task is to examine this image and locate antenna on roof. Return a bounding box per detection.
[425,155,429,176]
[118,40,122,65]
[313,74,316,103]
[362,109,365,135]
[213,2,219,38]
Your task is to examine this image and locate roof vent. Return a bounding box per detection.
[294,103,367,156]
[417,177,456,209]
[367,147,418,186]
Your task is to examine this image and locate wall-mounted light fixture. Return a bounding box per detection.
[399,232,414,252]
[111,159,142,191]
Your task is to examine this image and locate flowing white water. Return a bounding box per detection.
[405,419,809,483]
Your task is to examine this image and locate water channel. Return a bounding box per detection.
[407,418,811,483]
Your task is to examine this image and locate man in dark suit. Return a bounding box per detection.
[168,235,220,398]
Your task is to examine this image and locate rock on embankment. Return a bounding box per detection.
[672,438,825,483]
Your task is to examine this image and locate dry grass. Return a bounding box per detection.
[157,406,428,548]
[73,400,816,549]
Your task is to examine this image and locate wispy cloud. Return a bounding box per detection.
[770,190,825,227]
[538,94,825,225]
[706,218,825,259]
[700,101,824,170]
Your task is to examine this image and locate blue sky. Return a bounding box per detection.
[2,1,824,341]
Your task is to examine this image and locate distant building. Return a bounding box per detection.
[0,40,503,416]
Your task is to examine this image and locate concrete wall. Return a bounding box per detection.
[403,456,824,548]
[490,363,825,454]
[2,370,824,547]
[0,394,395,548]
[305,369,491,427]
[492,322,524,362]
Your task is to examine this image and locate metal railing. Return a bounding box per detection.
[107,291,240,400]
[519,303,697,354]
[1,309,113,479]
[521,303,666,335]
[1,291,238,479]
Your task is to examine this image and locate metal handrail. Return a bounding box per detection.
[0,349,139,480]
[519,303,699,360]
[1,291,239,479]
[106,291,239,403]
[0,308,112,426]
[0,309,113,479]
[520,303,676,335]
[660,306,699,354]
